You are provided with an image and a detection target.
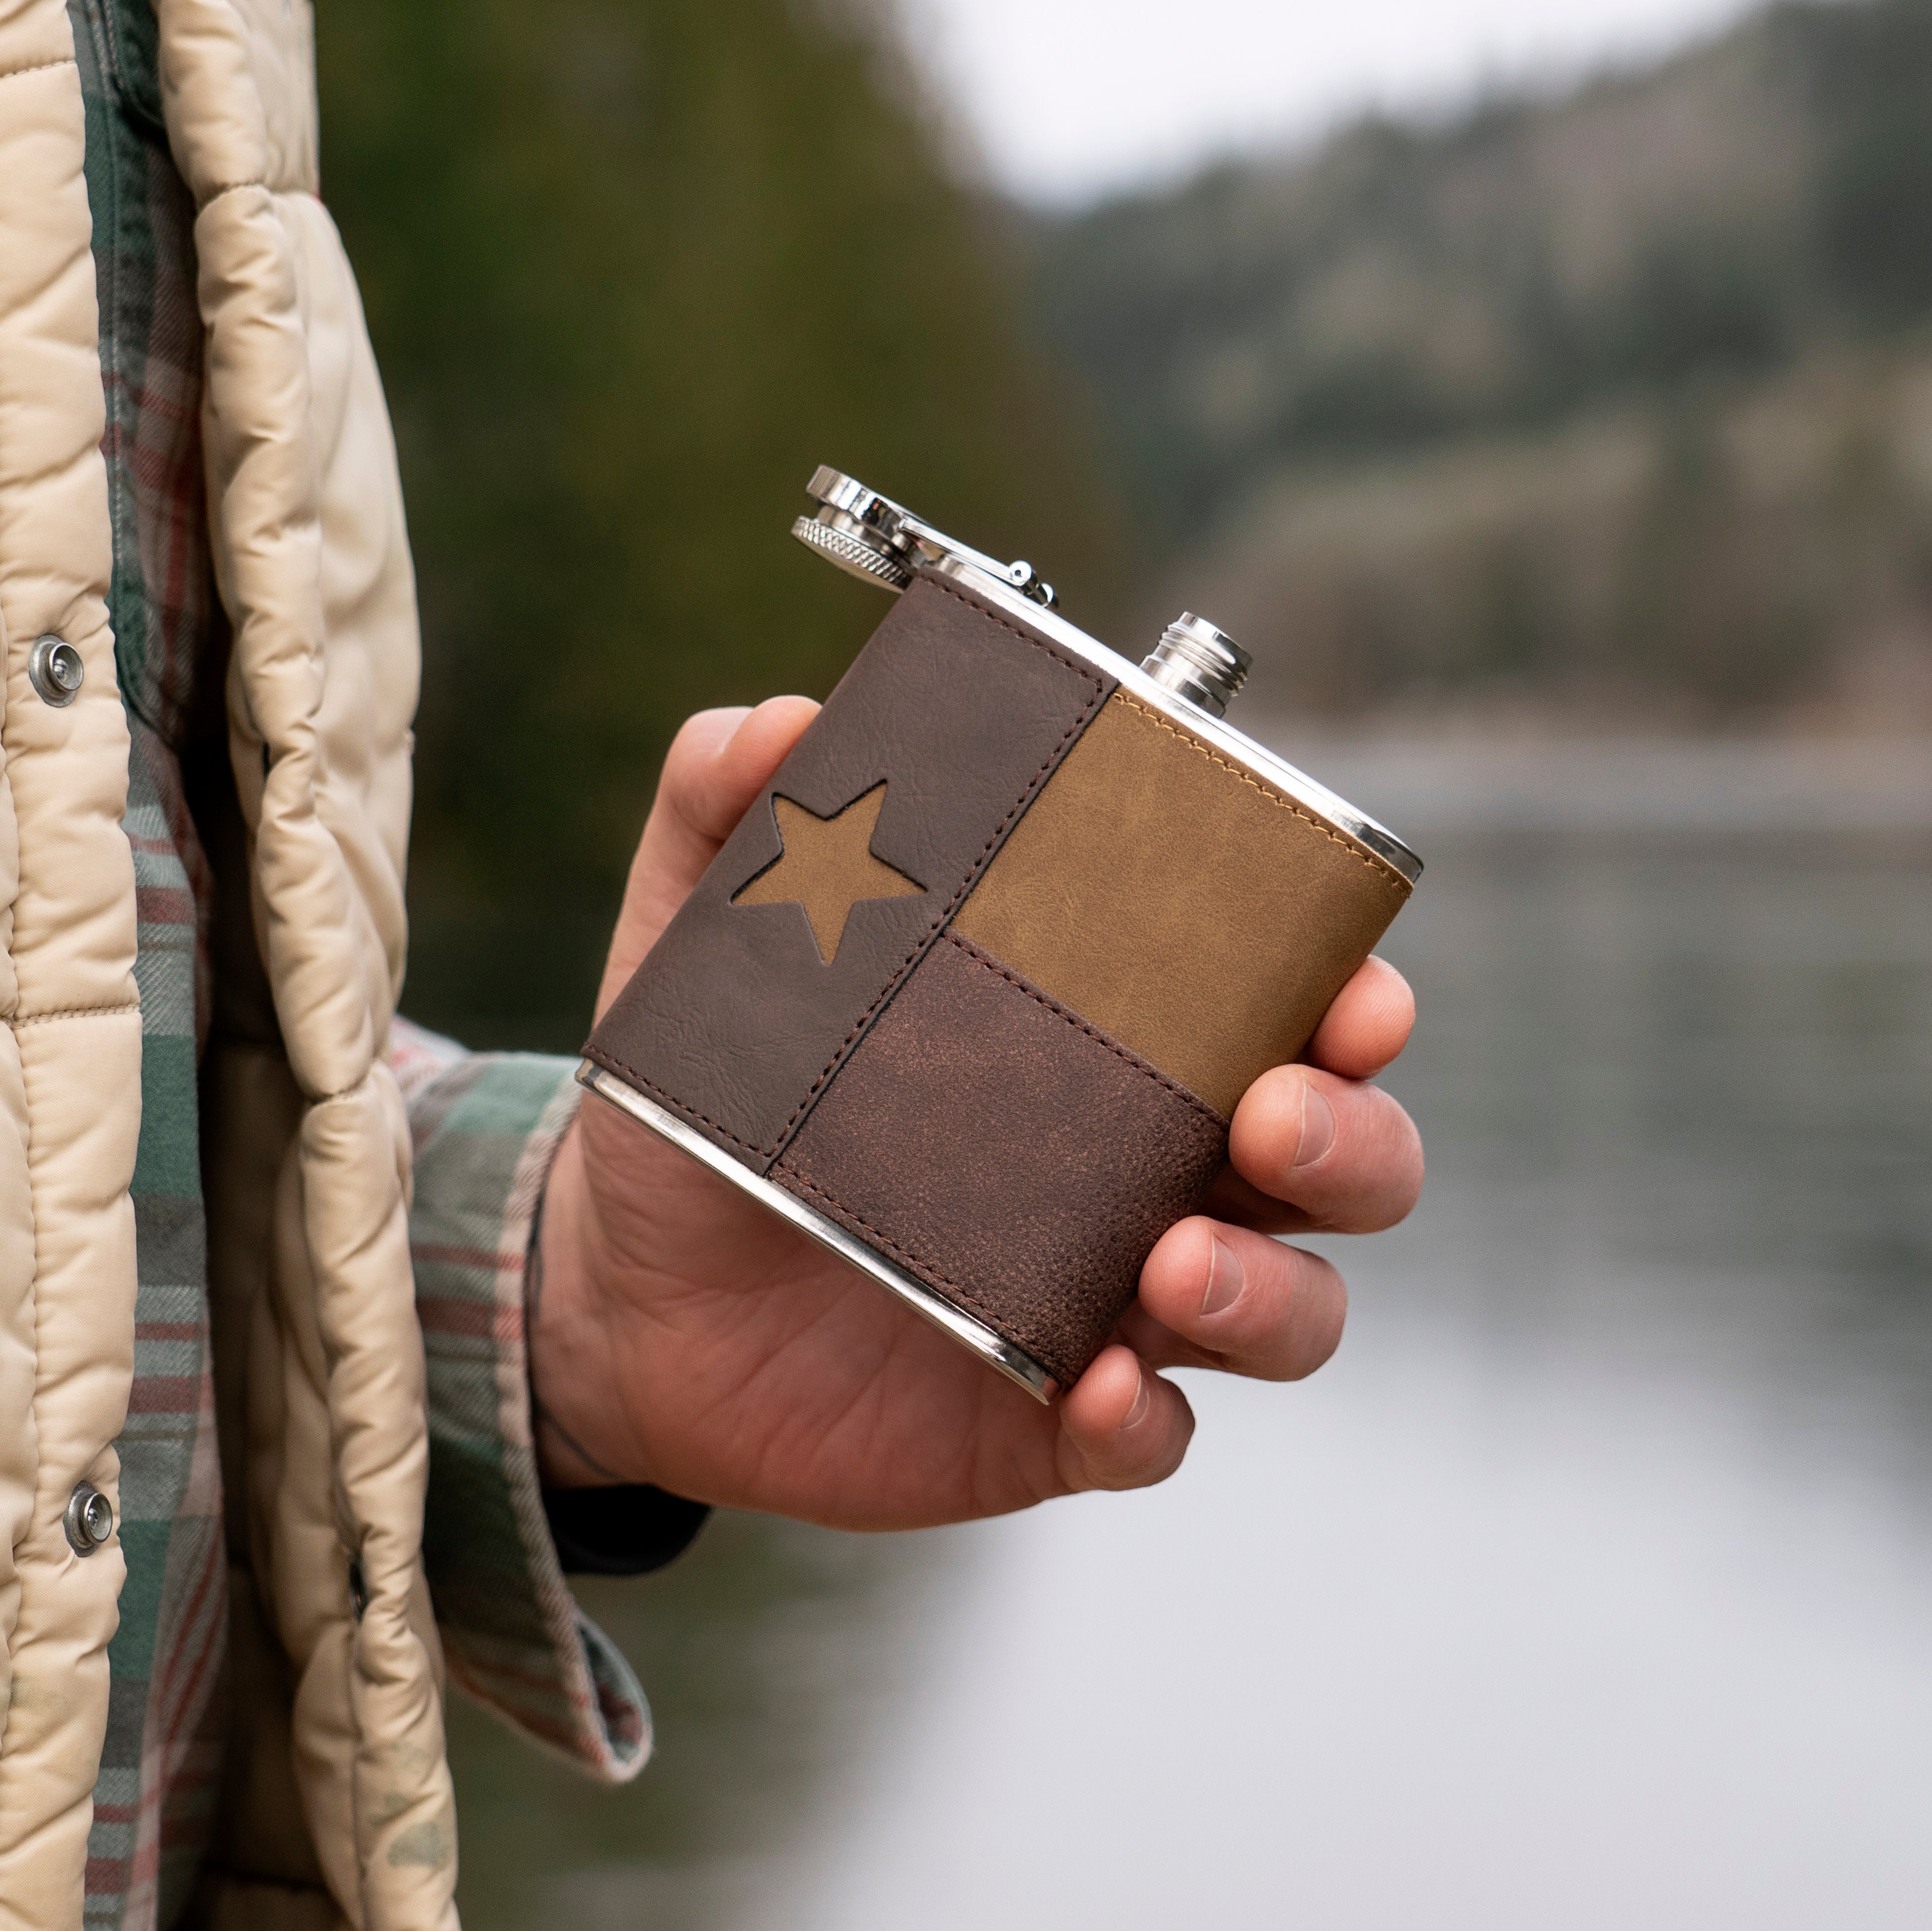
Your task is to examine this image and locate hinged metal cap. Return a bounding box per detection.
[1140,613,1252,718]
[791,467,1055,608]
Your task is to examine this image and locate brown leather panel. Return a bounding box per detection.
[585,572,1112,1169]
[774,933,1229,1389]
[953,691,1412,1117]
[732,784,924,963]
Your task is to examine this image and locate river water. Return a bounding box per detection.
[450,736,1932,1931]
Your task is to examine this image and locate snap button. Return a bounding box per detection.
[28,635,84,708]
[64,1481,114,1556]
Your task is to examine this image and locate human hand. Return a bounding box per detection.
[531,699,1424,1528]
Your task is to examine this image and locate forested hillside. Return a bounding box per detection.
[1024,0,1932,726]
[317,0,1127,1045]
[320,0,1932,1044]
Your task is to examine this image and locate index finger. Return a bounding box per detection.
[1304,956,1414,1079]
[597,695,820,1017]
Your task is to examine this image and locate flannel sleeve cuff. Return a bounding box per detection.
[397,1019,652,1783]
[542,1483,712,1577]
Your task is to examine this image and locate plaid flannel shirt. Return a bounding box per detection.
[69,4,651,1924]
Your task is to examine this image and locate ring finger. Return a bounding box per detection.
[1124,1216,1348,1382]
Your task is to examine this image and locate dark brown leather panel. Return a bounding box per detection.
[773,932,1229,1389]
[585,572,1112,1170]
[952,690,1412,1116]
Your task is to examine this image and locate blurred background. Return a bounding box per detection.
[320,0,1932,1922]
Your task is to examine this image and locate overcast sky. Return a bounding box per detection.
[897,0,1766,205]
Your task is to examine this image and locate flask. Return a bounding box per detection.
[581,469,1421,1399]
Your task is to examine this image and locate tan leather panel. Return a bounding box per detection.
[732,784,924,963]
[954,692,1410,1118]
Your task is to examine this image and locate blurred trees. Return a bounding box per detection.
[1028,0,1932,522]
[1806,0,1932,323]
[1179,350,1932,724]
[319,0,1932,1030]
[317,0,1126,1046]
[1025,0,1932,728]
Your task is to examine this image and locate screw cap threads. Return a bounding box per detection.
[1140,613,1251,718]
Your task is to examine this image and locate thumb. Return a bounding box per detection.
[596,695,820,1019]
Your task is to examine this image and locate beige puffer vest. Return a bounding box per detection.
[0,1,454,1925]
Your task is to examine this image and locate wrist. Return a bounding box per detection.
[530,1120,650,1488]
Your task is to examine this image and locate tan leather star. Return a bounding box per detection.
[732,782,924,963]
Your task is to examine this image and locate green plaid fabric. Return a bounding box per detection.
[67,3,650,1924]
[392,1028,650,1777]
[71,3,229,1919]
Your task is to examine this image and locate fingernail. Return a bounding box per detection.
[1122,1364,1151,1431]
[1294,1081,1336,1169]
[1200,1236,1245,1318]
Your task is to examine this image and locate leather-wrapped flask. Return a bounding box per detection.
[580,468,1422,1400]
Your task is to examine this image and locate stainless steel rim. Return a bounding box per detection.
[929,558,1425,886]
[577,1063,1058,1404]
[787,468,1420,884]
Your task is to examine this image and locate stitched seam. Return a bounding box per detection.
[593,581,1109,1163]
[921,573,1088,665]
[942,933,1227,1126]
[584,1050,762,1158]
[774,1170,1068,1375]
[1114,694,1409,893]
[761,597,1107,1158]
[90,0,163,139]
[95,0,125,107]
[0,59,77,83]
[10,1002,141,1026]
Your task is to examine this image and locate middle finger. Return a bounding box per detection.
[1228,1064,1424,1233]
